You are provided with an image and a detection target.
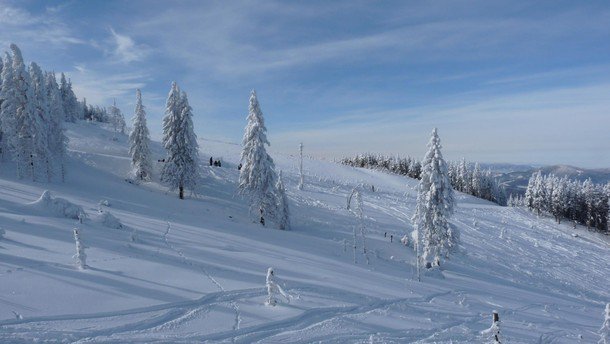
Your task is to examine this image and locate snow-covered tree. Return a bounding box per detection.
[298,143,304,190]
[412,128,456,266]
[161,83,200,199]
[239,90,279,226]
[0,52,16,161]
[29,62,51,181]
[348,188,369,265]
[109,99,126,134]
[265,267,289,306]
[128,89,152,181]
[600,303,610,344]
[275,170,290,230]
[59,73,79,122]
[10,44,39,180]
[73,228,87,270]
[45,72,68,181]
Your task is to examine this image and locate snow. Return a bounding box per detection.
[27,190,85,220]
[0,121,608,343]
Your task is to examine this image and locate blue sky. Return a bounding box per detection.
[1,0,609,168]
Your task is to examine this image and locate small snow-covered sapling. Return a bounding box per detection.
[73,228,87,270]
[265,267,290,306]
[481,310,501,343]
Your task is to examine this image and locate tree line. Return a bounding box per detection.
[340,154,506,205]
[515,171,609,232]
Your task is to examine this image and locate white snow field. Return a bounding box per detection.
[0,122,608,343]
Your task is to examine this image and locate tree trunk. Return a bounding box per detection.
[179,186,184,199]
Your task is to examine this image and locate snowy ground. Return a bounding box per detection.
[0,121,608,343]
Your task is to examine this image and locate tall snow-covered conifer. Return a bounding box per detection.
[239,90,279,227]
[129,89,152,181]
[161,83,200,199]
[0,52,16,160]
[45,72,67,181]
[412,128,456,266]
[29,62,51,181]
[59,73,79,122]
[10,44,39,180]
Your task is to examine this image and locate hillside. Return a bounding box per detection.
[0,122,608,343]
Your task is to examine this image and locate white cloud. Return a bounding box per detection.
[109,28,149,64]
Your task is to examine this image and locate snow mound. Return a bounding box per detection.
[94,211,123,229]
[28,190,85,219]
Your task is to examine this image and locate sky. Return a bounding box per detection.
[1,0,609,168]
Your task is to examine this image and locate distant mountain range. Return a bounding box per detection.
[489,164,610,196]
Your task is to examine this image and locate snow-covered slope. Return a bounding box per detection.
[0,122,608,343]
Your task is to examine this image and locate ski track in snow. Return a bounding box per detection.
[161,221,242,335]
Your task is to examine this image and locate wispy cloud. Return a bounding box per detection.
[108,28,149,64]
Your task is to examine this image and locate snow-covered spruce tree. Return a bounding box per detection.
[29,62,52,181]
[275,170,290,230]
[161,83,200,199]
[600,303,610,344]
[412,128,456,267]
[128,89,152,181]
[0,52,17,161]
[59,73,79,122]
[239,90,279,227]
[73,228,87,270]
[45,72,68,181]
[10,44,40,180]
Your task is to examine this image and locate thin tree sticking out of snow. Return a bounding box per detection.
[73,228,87,270]
[347,188,369,265]
[298,143,304,190]
[161,83,200,199]
[412,128,456,267]
[129,89,153,181]
[239,90,279,227]
[600,303,610,344]
[265,267,290,306]
[275,170,290,230]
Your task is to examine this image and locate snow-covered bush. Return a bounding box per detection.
[73,228,87,270]
[96,211,123,229]
[30,190,86,219]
